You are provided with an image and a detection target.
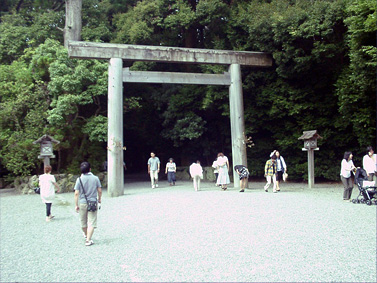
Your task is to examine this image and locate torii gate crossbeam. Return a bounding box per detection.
[68,41,272,66]
[68,41,272,196]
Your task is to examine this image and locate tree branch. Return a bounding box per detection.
[16,0,24,12]
[52,0,65,11]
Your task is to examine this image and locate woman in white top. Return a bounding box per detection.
[165,158,177,186]
[189,160,203,191]
[340,152,356,201]
[212,158,219,186]
[216,152,230,191]
[362,146,376,182]
[39,165,60,222]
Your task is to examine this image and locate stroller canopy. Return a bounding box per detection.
[355,168,368,184]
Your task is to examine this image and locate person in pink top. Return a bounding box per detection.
[39,165,60,222]
[363,146,377,183]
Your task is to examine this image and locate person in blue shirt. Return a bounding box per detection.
[74,162,102,246]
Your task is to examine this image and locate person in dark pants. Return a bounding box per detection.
[212,157,219,186]
[165,158,176,186]
[340,152,356,201]
[39,165,60,222]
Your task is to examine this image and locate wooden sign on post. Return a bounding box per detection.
[33,135,60,168]
[298,130,322,188]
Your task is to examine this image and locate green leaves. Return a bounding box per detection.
[114,0,163,44]
[0,61,49,176]
[82,115,108,142]
[164,0,196,28]
[335,0,376,146]
[162,113,206,146]
[0,15,31,64]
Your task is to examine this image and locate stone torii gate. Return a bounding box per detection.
[68,41,272,196]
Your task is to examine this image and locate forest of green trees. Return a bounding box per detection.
[0,0,375,181]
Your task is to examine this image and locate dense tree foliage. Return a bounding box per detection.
[0,0,375,181]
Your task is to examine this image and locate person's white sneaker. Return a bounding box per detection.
[152,185,155,189]
[155,184,158,188]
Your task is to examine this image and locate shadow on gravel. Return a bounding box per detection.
[0,189,19,196]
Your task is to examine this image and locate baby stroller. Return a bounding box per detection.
[352,168,377,205]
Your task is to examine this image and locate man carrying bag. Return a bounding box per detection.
[74,162,102,246]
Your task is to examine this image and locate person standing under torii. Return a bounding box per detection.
[270,150,287,191]
[212,157,219,186]
[216,152,230,191]
[165,158,176,186]
[148,152,160,189]
[190,160,203,191]
[264,155,278,193]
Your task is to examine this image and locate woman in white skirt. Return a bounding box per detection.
[216,152,230,190]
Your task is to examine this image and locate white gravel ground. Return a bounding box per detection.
[0,179,376,282]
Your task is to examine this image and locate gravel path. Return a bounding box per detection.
[0,179,376,282]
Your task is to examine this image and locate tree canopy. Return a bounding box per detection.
[0,0,375,181]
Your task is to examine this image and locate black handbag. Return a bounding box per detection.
[34,187,40,194]
[86,201,97,212]
[79,177,97,212]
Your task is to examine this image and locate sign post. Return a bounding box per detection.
[298,130,322,188]
[33,135,60,168]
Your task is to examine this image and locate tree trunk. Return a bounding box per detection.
[57,148,61,173]
[64,0,82,48]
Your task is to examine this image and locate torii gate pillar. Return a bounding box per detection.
[229,64,247,189]
[107,58,124,197]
